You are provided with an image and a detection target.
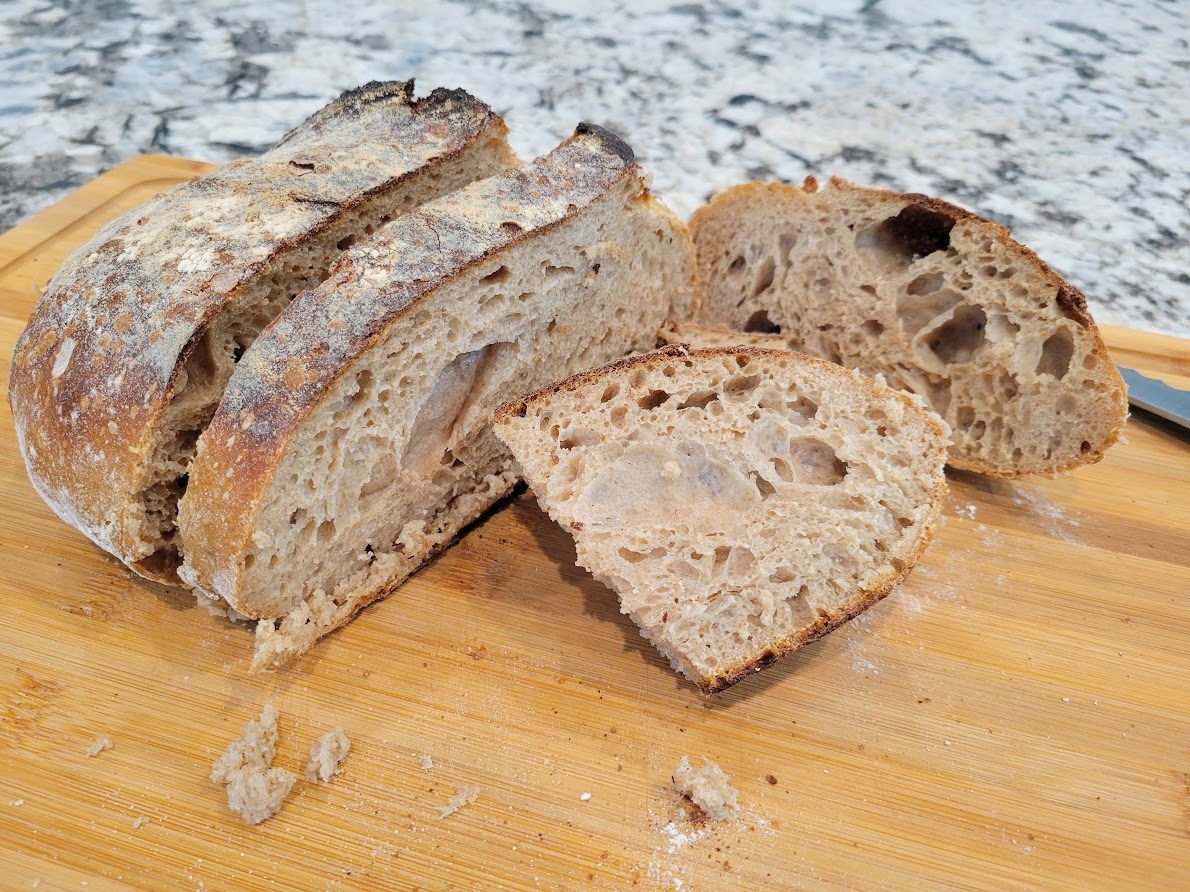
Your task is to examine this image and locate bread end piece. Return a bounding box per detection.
[689,178,1127,477]
[495,346,948,694]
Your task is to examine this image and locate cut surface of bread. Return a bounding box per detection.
[177,124,695,669]
[8,80,514,582]
[493,346,949,693]
[689,178,1128,477]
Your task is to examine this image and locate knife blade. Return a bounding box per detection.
[1118,366,1190,431]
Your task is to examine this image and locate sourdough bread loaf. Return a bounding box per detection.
[689,178,1128,477]
[8,81,515,582]
[493,346,949,693]
[177,124,695,669]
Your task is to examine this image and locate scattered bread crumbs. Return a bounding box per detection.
[306,728,351,782]
[672,756,738,821]
[210,704,297,825]
[419,753,434,771]
[86,737,113,757]
[438,785,480,818]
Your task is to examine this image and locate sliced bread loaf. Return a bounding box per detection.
[492,346,949,693]
[689,178,1128,477]
[8,81,515,582]
[177,124,695,669]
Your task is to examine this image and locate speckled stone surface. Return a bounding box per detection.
[1,0,1186,335]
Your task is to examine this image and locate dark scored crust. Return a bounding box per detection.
[179,124,650,611]
[495,344,949,695]
[8,81,507,573]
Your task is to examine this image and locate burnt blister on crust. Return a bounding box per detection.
[277,80,416,145]
[575,122,635,167]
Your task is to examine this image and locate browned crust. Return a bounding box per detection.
[495,344,949,695]
[181,125,651,613]
[8,81,507,570]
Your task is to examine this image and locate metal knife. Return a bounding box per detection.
[1118,366,1190,431]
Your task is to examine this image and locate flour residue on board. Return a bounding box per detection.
[646,789,775,890]
[1013,485,1084,546]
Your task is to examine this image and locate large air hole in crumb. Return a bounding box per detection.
[619,546,664,564]
[1036,329,1074,379]
[724,375,761,397]
[927,304,987,364]
[744,310,780,333]
[856,205,956,272]
[896,288,963,337]
[787,396,818,421]
[678,390,719,410]
[751,472,776,499]
[906,272,945,295]
[728,255,746,274]
[769,566,796,584]
[751,256,776,297]
[316,519,336,544]
[600,383,620,403]
[637,390,671,410]
[770,457,794,482]
[789,439,847,485]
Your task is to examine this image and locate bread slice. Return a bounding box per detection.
[177,124,695,669]
[689,178,1128,477]
[492,345,949,693]
[8,81,515,583]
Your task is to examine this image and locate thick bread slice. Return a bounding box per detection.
[8,81,515,582]
[689,178,1128,477]
[177,124,695,669]
[492,346,949,693]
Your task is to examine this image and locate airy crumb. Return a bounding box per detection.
[438,785,480,818]
[419,753,433,771]
[306,728,351,782]
[210,704,297,825]
[672,756,738,822]
[86,737,113,757]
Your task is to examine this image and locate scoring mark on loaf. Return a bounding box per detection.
[50,337,75,379]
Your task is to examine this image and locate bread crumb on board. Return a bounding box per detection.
[306,727,351,782]
[85,737,113,757]
[419,753,434,771]
[210,704,297,825]
[672,756,738,821]
[438,785,480,818]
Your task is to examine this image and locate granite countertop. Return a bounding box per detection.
[1,0,1186,336]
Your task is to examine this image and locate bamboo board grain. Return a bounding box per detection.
[1,155,1188,892]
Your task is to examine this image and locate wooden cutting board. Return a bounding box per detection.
[1,156,1187,892]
